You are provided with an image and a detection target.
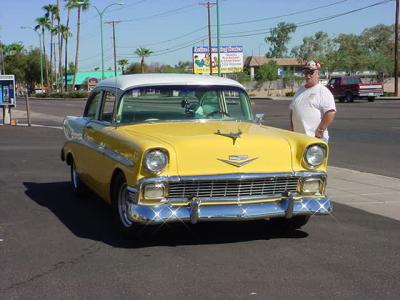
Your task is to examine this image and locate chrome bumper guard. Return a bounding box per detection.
[126,194,332,225]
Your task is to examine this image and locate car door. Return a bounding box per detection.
[77,90,103,184]
[83,89,118,197]
[328,78,341,97]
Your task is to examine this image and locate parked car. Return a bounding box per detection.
[327,76,383,102]
[61,74,332,235]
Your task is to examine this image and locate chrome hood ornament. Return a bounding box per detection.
[218,155,258,167]
[215,129,242,145]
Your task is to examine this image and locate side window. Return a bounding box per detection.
[100,91,116,122]
[84,91,102,119]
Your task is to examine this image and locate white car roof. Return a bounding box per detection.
[96,73,245,91]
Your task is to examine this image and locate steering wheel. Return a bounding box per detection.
[206,110,231,118]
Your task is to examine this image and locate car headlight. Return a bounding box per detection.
[144,149,168,173]
[304,144,325,168]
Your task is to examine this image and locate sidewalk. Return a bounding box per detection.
[328,166,400,221]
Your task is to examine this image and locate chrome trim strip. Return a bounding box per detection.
[114,119,256,127]
[167,193,286,204]
[71,136,134,167]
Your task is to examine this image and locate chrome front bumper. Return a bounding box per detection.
[127,195,332,225]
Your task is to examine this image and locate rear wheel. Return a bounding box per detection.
[270,215,310,231]
[368,96,375,102]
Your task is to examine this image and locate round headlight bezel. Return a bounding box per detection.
[303,144,326,168]
[144,148,168,174]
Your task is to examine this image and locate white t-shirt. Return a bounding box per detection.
[289,83,336,140]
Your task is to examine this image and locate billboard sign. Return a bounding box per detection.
[0,75,16,107]
[193,46,243,74]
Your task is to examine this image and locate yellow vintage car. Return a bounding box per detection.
[61,74,331,234]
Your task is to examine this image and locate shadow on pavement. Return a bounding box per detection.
[23,181,308,248]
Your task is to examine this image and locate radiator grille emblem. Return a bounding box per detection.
[218,155,258,167]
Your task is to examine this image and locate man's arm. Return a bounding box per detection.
[315,110,336,138]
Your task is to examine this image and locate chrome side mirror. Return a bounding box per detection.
[255,113,264,124]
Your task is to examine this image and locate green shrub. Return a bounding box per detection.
[35,93,48,98]
[49,92,66,98]
[383,92,395,97]
[68,91,88,98]
[285,91,295,97]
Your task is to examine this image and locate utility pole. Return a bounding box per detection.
[216,0,221,76]
[106,21,120,77]
[395,0,399,96]
[200,1,215,75]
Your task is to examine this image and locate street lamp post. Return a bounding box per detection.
[21,26,44,90]
[92,3,124,80]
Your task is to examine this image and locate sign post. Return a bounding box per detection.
[0,75,16,125]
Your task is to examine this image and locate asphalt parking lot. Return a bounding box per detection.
[1,99,400,299]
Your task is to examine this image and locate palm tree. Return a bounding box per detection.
[118,58,129,74]
[35,17,51,89]
[71,0,90,91]
[135,47,153,73]
[43,4,58,90]
[64,0,76,92]
[56,0,62,90]
[55,24,71,92]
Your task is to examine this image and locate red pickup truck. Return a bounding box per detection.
[327,76,384,102]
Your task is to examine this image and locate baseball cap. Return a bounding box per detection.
[303,60,321,70]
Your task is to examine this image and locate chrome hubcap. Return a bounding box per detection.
[117,183,133,228]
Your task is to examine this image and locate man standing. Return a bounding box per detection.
[289,60,336,142]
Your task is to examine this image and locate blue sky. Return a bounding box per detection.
[0,0,395,71]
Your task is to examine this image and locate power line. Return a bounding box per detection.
[113,0,354,50]
[119,3,199,23]
[220,0,394,38]
[122,0,393,58]
[219,0,350,27]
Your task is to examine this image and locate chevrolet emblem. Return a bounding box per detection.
[218,155,258,167]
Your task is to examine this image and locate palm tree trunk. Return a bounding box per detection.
[42,28,49,90]
[72,8,81,91]
[57,0,62,92]
[141,57,144,73]
[65,9,71,92]
[49,14,55,93]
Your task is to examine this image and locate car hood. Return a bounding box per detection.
[120,121,295,176]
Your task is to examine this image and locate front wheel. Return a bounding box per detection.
[70,160,86,197]
[344,92,354,103]
[270,215,310,231]
[111,173,141,236]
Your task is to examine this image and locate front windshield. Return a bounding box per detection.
[116,85,253,124]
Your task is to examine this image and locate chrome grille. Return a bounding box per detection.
[167,177,299,200]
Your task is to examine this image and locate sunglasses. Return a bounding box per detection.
[304,69,317,75]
